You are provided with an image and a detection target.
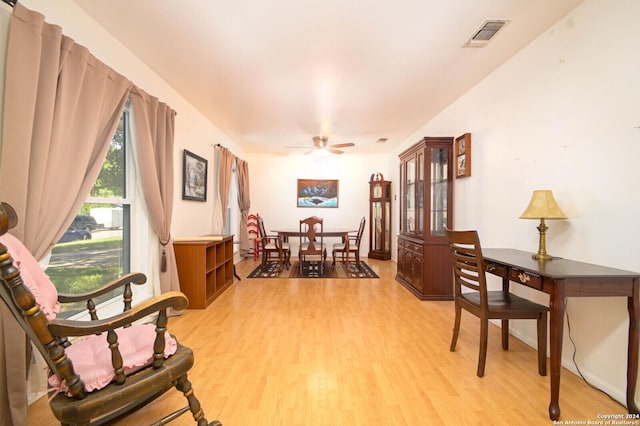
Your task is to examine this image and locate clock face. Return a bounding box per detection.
[373,183,382,198]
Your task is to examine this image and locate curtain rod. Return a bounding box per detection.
[2,0,16,8]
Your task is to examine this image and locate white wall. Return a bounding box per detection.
[20,0,247,238]
[247,152,390,254]
[388,0,640,405]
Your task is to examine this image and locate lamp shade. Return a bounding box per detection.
[519,190,567,220]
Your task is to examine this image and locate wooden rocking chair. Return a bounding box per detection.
[0,202,221,425]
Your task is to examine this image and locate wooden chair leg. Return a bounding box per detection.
[284,250,290,270]
[537,312,548,376]
[477,318,489,377]
[175,375,208,425]
[450,305,461,352]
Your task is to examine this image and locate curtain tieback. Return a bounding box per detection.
[160,236,170,272]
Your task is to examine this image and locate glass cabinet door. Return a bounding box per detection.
[405,157,416,233]
[417,151,424,235]
[372,200,382,250]
[430,147,449,236]
[384,182,391,251]
[372,199,391,251]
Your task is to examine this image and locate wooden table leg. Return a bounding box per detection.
[627,278,640,414]
[548,282,565,421]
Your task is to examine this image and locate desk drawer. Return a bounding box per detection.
[508,268,542,290]
[485,262,507,277]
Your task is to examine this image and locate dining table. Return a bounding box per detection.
[271,228,357,266]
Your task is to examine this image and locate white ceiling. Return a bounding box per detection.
[72,0,585,155]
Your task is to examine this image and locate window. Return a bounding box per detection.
[47,107,153,318]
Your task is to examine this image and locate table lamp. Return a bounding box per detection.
[519,190,567,260]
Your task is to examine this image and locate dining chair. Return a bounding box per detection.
[247,213,261,258]
[332,216,365,269]
[445,228,548,377]
[298,216,327,275]
[257,216,290,271]
[0,202,220,426]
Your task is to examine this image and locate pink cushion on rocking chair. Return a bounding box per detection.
[0,233,60,320]
[48,323,177,394]
[0,233,178,395]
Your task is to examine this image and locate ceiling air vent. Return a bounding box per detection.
[463,20,509,48]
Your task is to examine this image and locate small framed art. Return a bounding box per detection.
[455,133,471,178]
[182,149,208,201]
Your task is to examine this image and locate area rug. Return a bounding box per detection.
[247,260,379,279]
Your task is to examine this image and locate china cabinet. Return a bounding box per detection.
[396,137,454,300]
[368,173,391,260]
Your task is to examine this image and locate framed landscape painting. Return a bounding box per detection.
[297,179,339,208]
[182,149,208,201]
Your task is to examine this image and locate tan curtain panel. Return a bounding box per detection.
[129,87,180,293]
[0,4,131,256]
[236,157,251,254]
[0,4,132,425]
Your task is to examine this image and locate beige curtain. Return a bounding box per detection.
[0,4,132,425]
[236,158,251,254]
[215,145,234,232]
[0,4,131,254]
[129,88,180,293]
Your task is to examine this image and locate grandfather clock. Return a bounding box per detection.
[368,173,392,260]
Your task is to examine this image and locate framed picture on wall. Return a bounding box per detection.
[182,149,208,201]
[297,179,339,208]
[455,133,471,178]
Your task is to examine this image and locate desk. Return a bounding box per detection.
[482,248,640,420]
[272,228,356,266]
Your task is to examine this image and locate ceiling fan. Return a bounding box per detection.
[287,136,355,155]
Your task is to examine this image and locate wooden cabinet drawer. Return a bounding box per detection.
[407,241,422,254]
[508,268,542,290]
[485,262,507,278]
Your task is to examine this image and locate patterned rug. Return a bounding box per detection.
[247,260,379,279]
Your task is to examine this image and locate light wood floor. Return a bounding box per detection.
[28,258,625,425]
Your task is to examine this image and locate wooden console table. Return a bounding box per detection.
[173,235,235,309]
[482,248,640,420]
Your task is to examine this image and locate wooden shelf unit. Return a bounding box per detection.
[173,235,235,309]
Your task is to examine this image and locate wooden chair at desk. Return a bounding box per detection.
[299,216,327,275]
[445,228,548,377]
